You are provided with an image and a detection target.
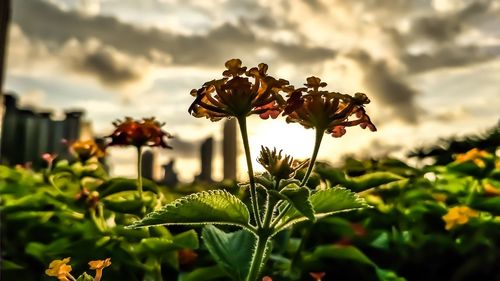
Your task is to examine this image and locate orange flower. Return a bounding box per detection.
[188,59,289,121]
[71,139,105,161]
[283,77,376,138]
[454,148,490,168]
[107,117,172,148]
[89,258,111,281]
[45,257,74,281]
[442,206,478,230]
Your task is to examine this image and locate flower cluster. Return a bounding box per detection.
[45,257,73,281]
[71,139,105,162]
[46,257,111,281]
[454,148,490,168]
[283,76,376,138]
[442,206,479,230]
[188,59,289,121]
[107,117,172,148]
[257,146,307,181]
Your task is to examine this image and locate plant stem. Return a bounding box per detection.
[270,204,291,230]
[237,116,262,227]
[301,128,324,186]
[137,146,143,200]
[246,235,269,281]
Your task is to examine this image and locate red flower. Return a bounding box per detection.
[283,77,376,137]
[189,59,289,121]
[107,117,172,148]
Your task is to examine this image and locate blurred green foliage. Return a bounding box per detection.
[1,145,499,281]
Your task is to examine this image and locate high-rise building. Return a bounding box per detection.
[162,160,178,187]
[223,118,237,180]
[0,93,85,167]
[1,94,18,164]
[197,137,213,182]
[141,149,155,180]
[0,0,10,92]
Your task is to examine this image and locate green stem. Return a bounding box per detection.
[137,146,143,200]
[246,235,269,281]
[301,128,324,186]
[270,204,291,230]
[237,117,262,227]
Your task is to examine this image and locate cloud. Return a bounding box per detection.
[403,45,500,73]
[7,24,150,88]
[348,50,420,124]
[61,38,150,87]
[12,0,336,67]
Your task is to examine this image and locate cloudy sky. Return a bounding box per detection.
[5,0,500,181]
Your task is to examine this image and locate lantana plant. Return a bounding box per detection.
[129,59,377,281]
[107,117,172,202]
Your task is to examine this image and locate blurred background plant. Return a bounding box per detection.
[1,125,499,280]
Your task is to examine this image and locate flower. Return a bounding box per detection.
[283,76,376,138]
[188,59,289,121]
[107,117,172,148]
[178,249,198,266]
[309,272,326,281]
[257,146,308,181]
[45,257,73,281]
[442,206,479,230]
[454,148,490,168]
[89,258,111,281]
[71,139,105,161]
[483,182,500,196]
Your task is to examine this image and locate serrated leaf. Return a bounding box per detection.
[128,190,250,229]
[280,185,315,221]
[275,187,368,231]
[202,225,255,281]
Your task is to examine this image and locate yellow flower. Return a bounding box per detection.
[71,139,105,161]
[454,148,490,168]
[442,206,479,230]
[89,258,111,281]
[45,257,73,281]
[483,182,500,196]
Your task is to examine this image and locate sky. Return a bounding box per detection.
[4,0,500,181]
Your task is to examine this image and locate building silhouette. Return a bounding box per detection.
[141,149,155,180]
[0,0,10,92]
[162,160,178,187]
[223,118,237,180]
[0,94,84,167]
[196,137,213,182]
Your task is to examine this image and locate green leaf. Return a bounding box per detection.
[303,245,406,281]
[97,177,158,197]
[138,230,198,257]
[178,266,227,281]
[305,245,374,266]
[202,225,255,281]
[470,196,500,214]
[276,187,368,231]
[315,165,404,192]
[280,185,315,221]
[75,272,94,281]
[1,259,24,270]
[128,190,250,229]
